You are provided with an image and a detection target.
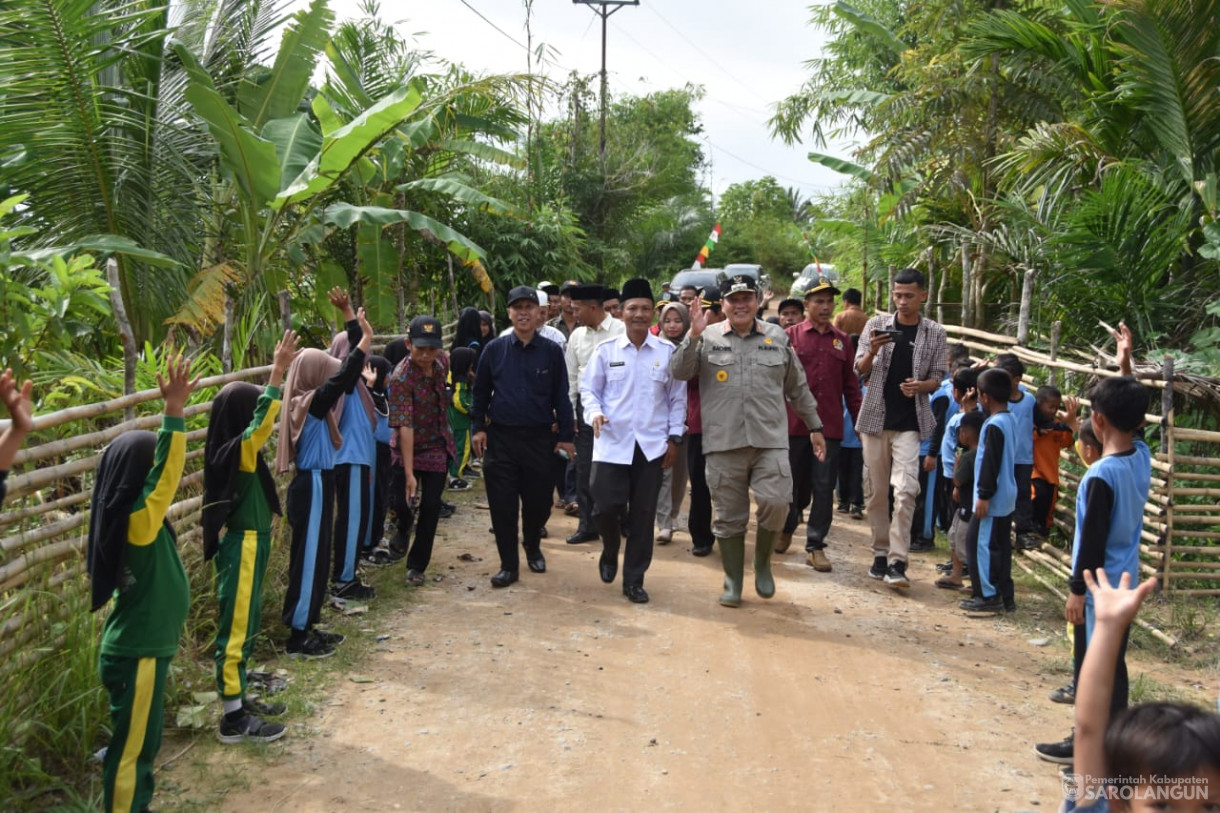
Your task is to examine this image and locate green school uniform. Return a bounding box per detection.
[448,375,473,478]
[213,387,281,700]
[100,416,187,813]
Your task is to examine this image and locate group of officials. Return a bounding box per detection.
[470,268,947,605]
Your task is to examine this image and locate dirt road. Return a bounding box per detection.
[190,492,1076,812]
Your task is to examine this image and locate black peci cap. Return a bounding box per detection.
[408,315,444,348]
[620,277,654,303]
[721,274,758,296]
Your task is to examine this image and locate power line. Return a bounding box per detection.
[457,0,527,51]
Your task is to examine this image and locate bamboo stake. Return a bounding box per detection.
[1017,268,1034,346]
[14,402,214,468]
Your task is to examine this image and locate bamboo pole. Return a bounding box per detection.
[14,402,214,468]
[1170,427,1220,443]
[0,489,91,525]
[1016,268,1034,346]
[20,366,271,438]
[1049,320,1061,387]
[279,290,292,332]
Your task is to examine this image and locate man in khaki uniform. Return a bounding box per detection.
[670,274,826,607]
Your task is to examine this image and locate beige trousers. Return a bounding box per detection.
[704,447,791,537]
[861,430,922,563]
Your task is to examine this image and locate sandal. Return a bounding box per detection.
[564,502,580,517]
[935,576,966,590]
[405,569,426,586]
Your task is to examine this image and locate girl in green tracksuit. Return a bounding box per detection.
[88,355,198,813]
[202,330,297,744]
[446,347,476,486]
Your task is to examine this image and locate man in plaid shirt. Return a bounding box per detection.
[854,268,947,589]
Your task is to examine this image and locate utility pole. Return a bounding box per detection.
[573,0,638,166]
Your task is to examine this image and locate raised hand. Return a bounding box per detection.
[688,297,709,338]
[1061,394,1081,430]
[1113,321,1134,377]
[356,307,373,353]
[328,287,355,321]
[1085,569,1156,628]
[158,353,202,418]
[0,369,33,433]
[269,329,299,387]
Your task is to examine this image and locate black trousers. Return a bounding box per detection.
[784,436,841,550]
[405,469,447,573]
[1073,620,1130,717]
[388,465,416,546]
[1032,478,1056,537]
[685,434,714,549]
[282,469,335,633]
[966,513,1014,603]
[484,425,554,571]
[837,446,863,507]
[591,444,664,587]
[333,463,371,583]
[574,406,596,534]
[1014,463,1035,535]
[371,442,391,548]
[910,463,934,543]
[937,465,956,532]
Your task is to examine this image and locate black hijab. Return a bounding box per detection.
[452,307,483,355]
[88,431,164,611]
[367,355,393,414]
[384,339,409,369]
[450,347,477,381]
[203,382,281,561]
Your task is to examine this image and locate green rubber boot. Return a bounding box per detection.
[754,528,777,599]
[718,535,746,608]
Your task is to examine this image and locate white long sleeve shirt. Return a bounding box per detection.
[580,332,687,465]
[565,315,624,415]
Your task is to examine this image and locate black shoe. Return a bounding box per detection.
[490,569,519,588]
[332,579,376,600]
[218,711,286,744]
[1034,732,1074,764]
[243,696,286,717]
[287,634,335,660]
[960,595,1004,614]
[1004,599,1017,612]
[691,544,713,557]
[312,629,346,646]
[1049,683,1076,704]
[836,502,850,513]
[539,527,549,539]
[527,555,546,574]
[884,561,910,589]
[909,537,935,553]
[623,584,649,603]
[599,553,617,584]
[566,531,599,544]
[935,560,954,573]
[1016,533,1042,551]
[868,556,888,580]
[849,505,864,519]
[439,502,456,518]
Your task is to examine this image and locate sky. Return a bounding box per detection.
[318,0,859,206]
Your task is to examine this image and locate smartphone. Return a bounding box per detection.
[874,328,904,342]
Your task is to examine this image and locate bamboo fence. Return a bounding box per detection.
[941,322,1220,599]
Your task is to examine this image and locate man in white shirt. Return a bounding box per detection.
[563,284,625,544]
[581,279,686,603]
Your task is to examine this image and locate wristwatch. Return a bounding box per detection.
[668,434,685,446]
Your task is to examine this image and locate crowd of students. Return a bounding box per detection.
[0,272,1217,811]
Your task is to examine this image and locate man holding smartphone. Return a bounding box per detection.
[854,268,947,589]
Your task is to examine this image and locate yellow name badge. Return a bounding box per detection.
[716,370,729,382]
[764,337,773,345]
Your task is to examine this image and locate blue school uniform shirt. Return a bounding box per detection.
[841,393,861,450]
[1069,439,1151,600]
[973,411,1017,517]
[941,411,965,478]
[334,390,376,467]
[374,409,392,445]
[295,414,338,471]
[1008,390,1035,465]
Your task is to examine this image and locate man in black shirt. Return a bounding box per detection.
[853,269,948,589]
[472,286,575,588]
